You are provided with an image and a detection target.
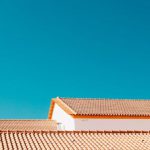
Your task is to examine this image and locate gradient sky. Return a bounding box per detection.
[0,0,150,119]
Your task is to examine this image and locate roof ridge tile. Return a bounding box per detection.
[1,130,150,134]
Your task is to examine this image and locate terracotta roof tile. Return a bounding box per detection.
[59,97,150,116]
[0,120,57,131]
[0,131,150,149]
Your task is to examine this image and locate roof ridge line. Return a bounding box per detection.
[0,130,150,134]
[60,97,150,101]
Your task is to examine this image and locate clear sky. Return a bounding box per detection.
[0,0,150,119]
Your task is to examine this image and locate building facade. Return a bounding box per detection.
[49,97,150,131]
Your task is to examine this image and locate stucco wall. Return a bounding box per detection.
[75,118,150,130]
[52,104,75,130]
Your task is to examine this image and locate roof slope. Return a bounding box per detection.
[59,97,150,116]
[0,131,150,149]
[0,120,57,131]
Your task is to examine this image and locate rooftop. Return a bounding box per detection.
[49,97,150,118]
[0,130,150,149]
[0,120,57,131]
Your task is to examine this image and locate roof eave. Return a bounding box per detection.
[71,114,150,119]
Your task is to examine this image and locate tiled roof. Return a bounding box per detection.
[0,130,150,149]
[0,120,57,131]
[58,97,150,116]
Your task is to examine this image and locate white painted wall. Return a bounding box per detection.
[52,104,75,130]
[75,119,150,130]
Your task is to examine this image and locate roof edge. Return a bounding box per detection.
[60,97,150,101]
[0,130,150,134]
[72,114,150,119]
[48,97,77,119]
[48,98,56,119]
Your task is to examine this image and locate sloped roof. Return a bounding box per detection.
[0,120,57,131]
[49,97,150,118]
[0,130,150,149]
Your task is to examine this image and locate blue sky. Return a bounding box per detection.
[0,0,150,119]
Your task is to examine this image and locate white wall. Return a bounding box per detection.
[75,119,150,130]
[52,104,75,130]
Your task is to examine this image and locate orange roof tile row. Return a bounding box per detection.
[0,130,150,149]
[0,120,57,131]
[59,97,150,116]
